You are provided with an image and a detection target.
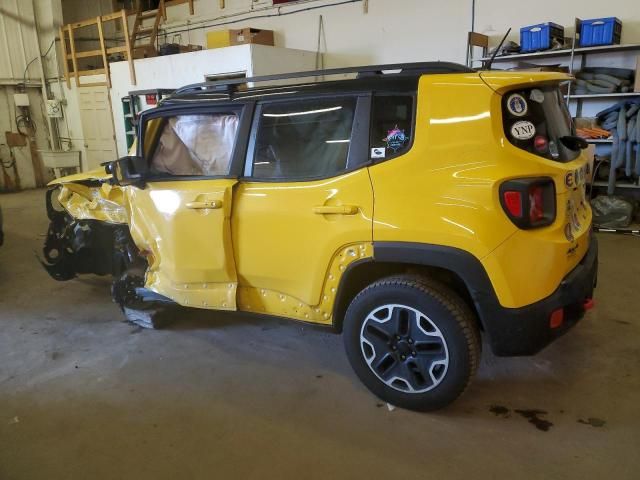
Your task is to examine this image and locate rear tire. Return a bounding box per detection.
[343,275,480,411]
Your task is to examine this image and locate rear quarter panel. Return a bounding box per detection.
[369,72,591,308]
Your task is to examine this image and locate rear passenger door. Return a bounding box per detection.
[232,95,374,323]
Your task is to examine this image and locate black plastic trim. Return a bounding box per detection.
[172,62,473,96]
[372,238,598,356]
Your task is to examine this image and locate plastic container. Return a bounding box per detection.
[520,22,564,52]
[579,17,622,47]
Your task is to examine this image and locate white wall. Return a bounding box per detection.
[155,0,472,66]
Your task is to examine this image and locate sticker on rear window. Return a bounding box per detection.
[510,121,536,140]
[371,147,386,159]
[506,93,528,116]
[530,89,545,103]
[383,125,409,152]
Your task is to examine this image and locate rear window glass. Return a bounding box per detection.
[502,86,579,162]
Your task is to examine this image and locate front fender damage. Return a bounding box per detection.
[40,182,176,328]
[40,187,141,281]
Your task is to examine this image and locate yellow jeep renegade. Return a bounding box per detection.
[41,62,597,411]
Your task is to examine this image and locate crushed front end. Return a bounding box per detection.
[41,187,142,281]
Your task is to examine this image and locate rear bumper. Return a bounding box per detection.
[484,234,598,356]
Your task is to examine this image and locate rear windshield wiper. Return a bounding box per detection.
[560,135,589,151]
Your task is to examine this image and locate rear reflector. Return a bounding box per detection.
[550,308,564,329]
[583,298,595,310]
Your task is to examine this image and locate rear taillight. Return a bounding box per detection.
[499,178,556,229]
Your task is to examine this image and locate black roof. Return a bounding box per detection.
[163,62,473,104]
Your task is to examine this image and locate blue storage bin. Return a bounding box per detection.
[579,17,622,47]
[520,22,564,52]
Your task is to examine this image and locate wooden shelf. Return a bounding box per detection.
[482,42,640,62]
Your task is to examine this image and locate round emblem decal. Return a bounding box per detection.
[507,93,528,116]
[510,121,536,140]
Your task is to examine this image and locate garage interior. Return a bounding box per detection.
[1,0,640,478]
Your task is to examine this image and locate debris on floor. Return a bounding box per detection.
[578,417,607,428]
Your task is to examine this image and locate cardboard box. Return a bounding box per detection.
[634,56,640,92]
[230,28,274,47]
[574,117,598,129]
[207,28,275,49]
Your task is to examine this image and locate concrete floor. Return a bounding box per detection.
[0,188,638,479]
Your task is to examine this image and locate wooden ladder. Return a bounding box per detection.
[130,0,165,58]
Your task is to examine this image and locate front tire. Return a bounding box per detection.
[343,275,480,411]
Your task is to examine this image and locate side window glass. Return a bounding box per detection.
[370,96,414,160]
[148,113,239,176]
[252,97,357,180]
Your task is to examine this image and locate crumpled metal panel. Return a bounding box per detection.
[124,180,238,311]
[56,183,127,225]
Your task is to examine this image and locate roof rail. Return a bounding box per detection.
[173,61,472,96]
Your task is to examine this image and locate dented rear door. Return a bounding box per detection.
[128,103,252,310]
[127,178,238,310]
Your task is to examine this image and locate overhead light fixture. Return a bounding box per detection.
[325,139,350,144]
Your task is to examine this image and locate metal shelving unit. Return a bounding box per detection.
[121,88,175,151]
[566,92,640,99]
[592,181,640,189]
[481,42,640,63]
[484,23,640,233]
[484,22,640,199]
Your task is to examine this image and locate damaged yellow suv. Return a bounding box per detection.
[41,63,598,411]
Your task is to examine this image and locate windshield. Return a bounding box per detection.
[502,86,579,162]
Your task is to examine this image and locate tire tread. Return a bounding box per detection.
[348,274,481,407]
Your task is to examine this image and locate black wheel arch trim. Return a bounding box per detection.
[371,241,497,327]
[334,238,598,357]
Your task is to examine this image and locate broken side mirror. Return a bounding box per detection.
[105,155,147,187]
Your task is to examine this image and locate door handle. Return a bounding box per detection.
[186,200,223,210]
[312,205,359,215]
